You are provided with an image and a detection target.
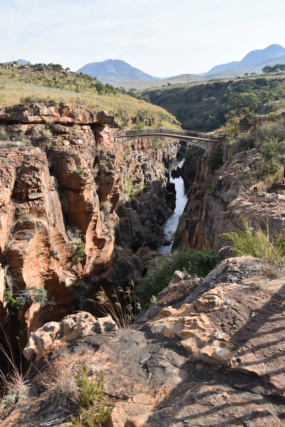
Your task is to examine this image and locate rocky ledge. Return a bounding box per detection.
[0,102,179,358]
[2,256,285,426]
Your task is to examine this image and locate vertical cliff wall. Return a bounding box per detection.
[0,102,179,350]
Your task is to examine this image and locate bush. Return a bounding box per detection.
[73,241,86,263]
[220,220,285,263]
[4,287,47,313]
[207,147,224,172]
[260,137,278,161]
[38,363,109,426]
[71,365,110,427]
[138,249,219,308]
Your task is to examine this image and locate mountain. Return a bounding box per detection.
[206,44,285,75]
[77,59,160,83]
[9,59,30,65]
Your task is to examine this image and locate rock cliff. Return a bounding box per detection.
[0,102,178,356]
[175,140,285,253]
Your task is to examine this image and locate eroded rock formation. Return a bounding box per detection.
[176,141,285,253]
[0,102,178,351]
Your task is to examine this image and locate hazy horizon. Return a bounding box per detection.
[0,0,284,77]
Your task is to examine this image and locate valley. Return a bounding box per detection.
[0,60,284,426]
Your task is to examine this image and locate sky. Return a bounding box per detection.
[0,0,284,77]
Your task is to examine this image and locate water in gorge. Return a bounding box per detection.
[159,159,188,254]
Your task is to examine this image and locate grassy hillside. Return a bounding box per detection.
[142,74,285,131]
[0,63,179,128]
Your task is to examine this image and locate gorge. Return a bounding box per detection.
[0,100,285,426]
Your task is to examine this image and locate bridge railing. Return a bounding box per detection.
[113,127,217,140]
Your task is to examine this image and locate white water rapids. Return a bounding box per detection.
[158,159,188,254]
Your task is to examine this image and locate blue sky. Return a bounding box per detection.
[0,0,284,76]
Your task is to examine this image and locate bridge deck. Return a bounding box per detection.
[113,128,220,145]
[115,132,216,144]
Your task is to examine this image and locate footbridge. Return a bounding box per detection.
[113,127,222,151]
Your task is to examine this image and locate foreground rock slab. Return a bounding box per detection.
[2,257,285,426]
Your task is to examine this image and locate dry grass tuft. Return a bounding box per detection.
[36,363,79,412]
[0,325,30,419]
[95,284,135,328]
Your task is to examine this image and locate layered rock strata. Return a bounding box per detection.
[0,102,178,350]
[176,142,285,252]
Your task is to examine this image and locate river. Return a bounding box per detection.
[158,159,188,254]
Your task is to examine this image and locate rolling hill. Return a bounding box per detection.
[77,59,160,83]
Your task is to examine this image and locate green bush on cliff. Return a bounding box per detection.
[73,241,86,263]
[71,365,110,427]
[221,220,285,263]
[138,249,219,308]
[4,287,47,312]
[207,147,224,172]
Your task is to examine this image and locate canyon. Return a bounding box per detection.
[0,102,179,358]
[0,102,285,426]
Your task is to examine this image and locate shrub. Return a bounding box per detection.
[260,137,278,161]
[4,287,47,313]
[71,365,110,427]
[220,220,285,263]
[73,241,86,263]
[37,363,109,426]
[138,249,219,308]
[207,147,223,172]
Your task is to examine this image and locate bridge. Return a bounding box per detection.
[113,127,222,151]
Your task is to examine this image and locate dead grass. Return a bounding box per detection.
[0,325,30,420]
[35,362,109,426]
[95,284,135,328]
[0,65,179,129]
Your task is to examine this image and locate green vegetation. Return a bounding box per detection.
[138,250,219,308]
[142,75,285,131]
[73,241,86,263]
[123,175,143,200]
[207,147,224,172]
[4,287,47,312]
[263,64,285,73]
[71,365,110,427]
[221,220,285,263]
[229,116,285,186]
[0,62,178,129]
[38,363,109,426]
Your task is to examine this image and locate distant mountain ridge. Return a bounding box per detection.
[9,59,30,65]
[77,44,285,89]
[206,44,285,75]
[77,59,160,83]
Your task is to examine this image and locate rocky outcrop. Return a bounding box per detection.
[23,311,117,362]
[0,102,179,351]
[2,256,285,426]
[0,103,114,125]
[176,143,285,252]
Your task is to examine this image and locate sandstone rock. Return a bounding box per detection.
[0,104,179,348]
[76,312,98,337]
[176,145,285,253]
[23,311,118,361]
[0,103,115,126]
[7,274,285,426]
